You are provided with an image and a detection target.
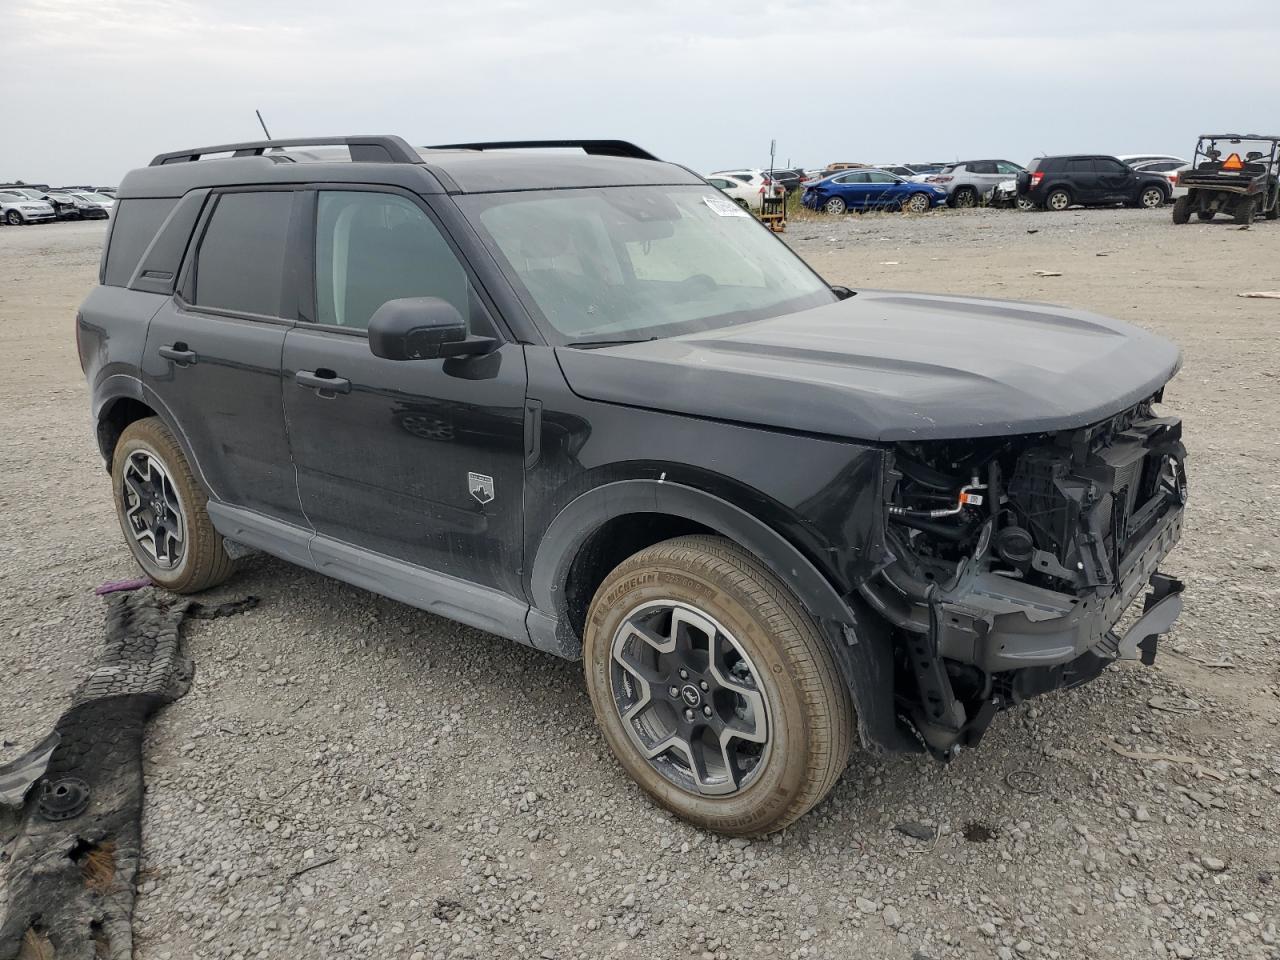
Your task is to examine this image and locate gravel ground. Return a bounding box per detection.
[1,209,1277,960]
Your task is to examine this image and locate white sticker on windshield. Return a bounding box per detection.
[702,196,750,218]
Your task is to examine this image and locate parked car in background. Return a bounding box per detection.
[94,187,117,196]
[763,168,805,193]
[0,189,56,225]
[990,179,1035,210]
[1117,154,1187,169]
[802,169,949,214]
[1017,155,1171,211]
[2,186,77,219]
[47,190,110,219]
[926,160,1026,207]
[877,165,917,179]
[71,191,116,214]
[705,171,784,211]
[1130,159,1188,193]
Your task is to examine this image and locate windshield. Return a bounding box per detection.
[459,186,835,345]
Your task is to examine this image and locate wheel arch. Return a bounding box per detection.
[94,383,216,501]
[528,479,914,755]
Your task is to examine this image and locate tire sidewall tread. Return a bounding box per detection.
[111,416,234,593]
[583,534,852,836]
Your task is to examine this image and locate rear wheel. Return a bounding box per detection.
[903,192,931,214]
[951,186,979,209]
[1234,196,1257,225]
[1016,196,1036,212]
[1140,186,1166,209]
[1265,187,1279,220]
[1045,188,1071,212]
[823,196,847,215]
[111,417,235,593]
[1171,196,1192,224]
[1197,208,1215,222]
[583,535,853,836]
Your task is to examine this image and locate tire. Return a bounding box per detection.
[583,535,853,836]
[5,209,23,225]
[903,192,931,214]
[1197,209,1215,222]
[111,416,235,593]
[1139,186,1166,209]
[1045,188,1071,212]
[1016,196,1036,212]
[950,186,978,209]
[1233,196,1256,225]
[1171,196,1191,224]
[1265,189,1279,221]
[823,196,847,215]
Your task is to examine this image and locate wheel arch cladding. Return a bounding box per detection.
[96,394,156,465]
[530,479,914,754]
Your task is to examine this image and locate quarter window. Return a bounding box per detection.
[314,191,473,331]
[192,191,293,316]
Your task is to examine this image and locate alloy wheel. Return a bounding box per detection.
[609,600,770,797]
[905,193,930,213]
[824,197,846,215]
[121,450,186,570]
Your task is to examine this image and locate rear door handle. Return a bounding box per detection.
[159,343,197,365]
[295,369,351,396]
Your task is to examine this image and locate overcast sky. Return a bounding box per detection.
[5,0,1280,186]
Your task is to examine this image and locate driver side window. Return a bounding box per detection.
[313,191,474,332]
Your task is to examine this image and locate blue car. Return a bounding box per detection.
[802,169,949,214]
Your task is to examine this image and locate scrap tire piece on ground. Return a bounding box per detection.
[0,590,255,960]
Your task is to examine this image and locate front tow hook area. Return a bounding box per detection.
[1114,573,1185,665]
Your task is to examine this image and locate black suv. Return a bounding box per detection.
[79,135,1189,835]
[1018,155,1172,211]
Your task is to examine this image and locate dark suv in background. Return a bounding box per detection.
[1018,155,1172,211]
[78,135,1188,836]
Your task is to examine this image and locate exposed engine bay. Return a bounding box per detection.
[862,393,1188,756]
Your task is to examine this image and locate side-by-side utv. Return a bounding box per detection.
[1172,134,1280,224]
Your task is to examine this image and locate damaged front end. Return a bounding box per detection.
[859,394,1188,757]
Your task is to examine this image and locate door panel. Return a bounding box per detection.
[141,188,301,522]
[282,187,528,595]
[282,331,528,594]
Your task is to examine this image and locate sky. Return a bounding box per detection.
[5,0,1280,186]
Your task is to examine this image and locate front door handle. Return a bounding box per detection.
[159,343,197,365]
[295,369,351,396]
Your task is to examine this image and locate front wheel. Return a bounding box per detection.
[1234,196,1257,225]
[5,210,23,225]
[583,535,853,836]
[111,416,235,593]
[1197,209,1216,222]
[1172,196,1191,224]
[823,196,847,215]
[903,192,931,214]
[1016,196,1036,212]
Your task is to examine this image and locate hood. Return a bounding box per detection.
[555,291,1182,442]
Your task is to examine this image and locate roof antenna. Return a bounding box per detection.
[255,109,273,140]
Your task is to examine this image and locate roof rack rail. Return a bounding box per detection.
[149,135,421,167]
[426,139,660,161]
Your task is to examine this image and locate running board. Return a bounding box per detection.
[206,503,533,646]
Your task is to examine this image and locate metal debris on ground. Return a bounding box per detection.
[0,591,256,959]
[1004,769,1046,795]
[1238,291,1280,299]
[1033,269,1062,276]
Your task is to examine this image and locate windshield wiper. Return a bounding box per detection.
[562,336,661,349]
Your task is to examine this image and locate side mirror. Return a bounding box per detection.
[367,297,496,361]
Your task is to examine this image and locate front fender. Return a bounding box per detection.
[528,479,916,754]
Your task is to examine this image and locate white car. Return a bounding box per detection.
[71,191,116,214]
[705,169,784,212]
[1118,154,1187,168]
[0,189,56,225]
[1129,160,1190,197]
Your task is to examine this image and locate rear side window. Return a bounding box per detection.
[103,198,178,287]
[968,161,997,174]
[191,191,293,316]
[1064,158,1096,174]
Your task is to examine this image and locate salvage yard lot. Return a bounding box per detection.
[1,210,1277,959]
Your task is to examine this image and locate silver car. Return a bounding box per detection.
[926,159,1026,208]
[0,190,56,225]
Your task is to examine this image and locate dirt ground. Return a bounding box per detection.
[0,208,1277,960]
